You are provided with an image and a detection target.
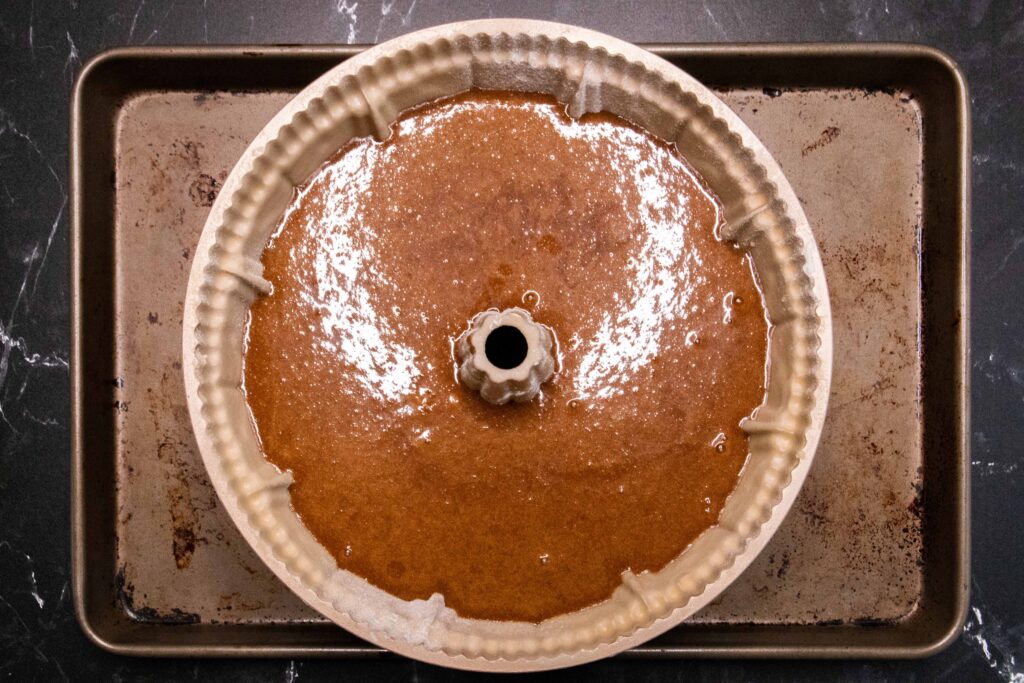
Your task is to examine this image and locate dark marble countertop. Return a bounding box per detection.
[1,1,1021,680]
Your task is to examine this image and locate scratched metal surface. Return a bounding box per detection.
[0,1,1020,681]
[110,87,925,628]
[695,88,926,624]
[112,92,316,624]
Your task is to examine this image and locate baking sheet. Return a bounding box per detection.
[71,45,968,657]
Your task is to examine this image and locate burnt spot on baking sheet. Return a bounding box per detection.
[907,494,924,521]
[861,85,898,97]
[172,140,202,168]
[188,173,221,207]
[802,126,841,156]
[173,525,198,570]
[776,553,791,579]
[852,616,896,628]
[115,567,201,624]
[158,437,211,570]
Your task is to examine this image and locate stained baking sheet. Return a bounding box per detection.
[71,45,968,657]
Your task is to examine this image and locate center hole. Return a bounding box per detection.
[485,325,529,370]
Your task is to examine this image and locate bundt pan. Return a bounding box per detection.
[182,19,832,671]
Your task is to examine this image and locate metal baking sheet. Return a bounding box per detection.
[70,44,969,658]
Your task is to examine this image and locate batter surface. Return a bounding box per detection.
[244,91,768,622]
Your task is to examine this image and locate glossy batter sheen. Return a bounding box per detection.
[244,91,768,623]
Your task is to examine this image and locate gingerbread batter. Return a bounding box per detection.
[244,91,768,622]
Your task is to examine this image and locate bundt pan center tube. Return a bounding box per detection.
[457,307,556,405]
[182,19,832,671]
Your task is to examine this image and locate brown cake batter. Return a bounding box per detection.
[244,91,768,622]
